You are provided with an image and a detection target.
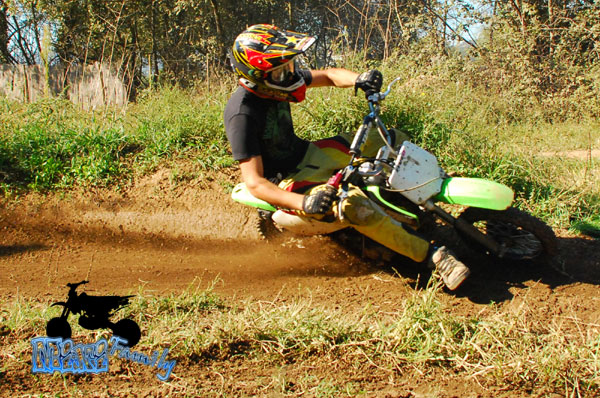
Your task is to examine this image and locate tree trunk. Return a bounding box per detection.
[127,20,140,101]
[209,0,223,37]
[548,0,554,59]
[30,1,42,63]
[509,0,527,36]
[209,0,225,58]
[489,0,497,49]
[151,0,158,81]
[0,0,11,63]
[442,7,448,55]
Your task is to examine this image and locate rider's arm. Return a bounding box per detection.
[240,69,360,209]
[239,156,305,211]
[308,69,359,88]
[225,111,305,211]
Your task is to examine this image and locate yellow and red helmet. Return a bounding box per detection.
[230,24,316,102]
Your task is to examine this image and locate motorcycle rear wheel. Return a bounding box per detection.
[46,317,72,339]
[457,207,558,262]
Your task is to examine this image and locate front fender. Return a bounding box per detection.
[434,177,513,210]
[231,183,277,212]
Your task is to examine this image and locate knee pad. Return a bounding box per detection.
[340,188,385,226]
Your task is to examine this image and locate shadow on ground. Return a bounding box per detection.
[328,229,600,305]
[0,244,46,257]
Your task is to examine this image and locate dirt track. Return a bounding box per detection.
[2,168,600,396]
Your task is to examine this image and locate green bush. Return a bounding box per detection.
[0,83,234,191]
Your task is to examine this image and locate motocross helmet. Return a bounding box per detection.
[230,24,316,102]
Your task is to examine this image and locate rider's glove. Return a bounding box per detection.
[354,70,383,99]
[302,185,338,215]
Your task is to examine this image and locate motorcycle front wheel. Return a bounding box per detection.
[111,318,141,347]
[457,207,558,262]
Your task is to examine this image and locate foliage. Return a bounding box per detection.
[0,80,232,191]
[470,0,600,120]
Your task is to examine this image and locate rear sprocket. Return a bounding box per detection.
[256,209,282,241]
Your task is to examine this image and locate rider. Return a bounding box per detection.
[224,24,470,290]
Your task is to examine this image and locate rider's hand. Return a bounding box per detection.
[354,70,383,99]
[302,185,338,215]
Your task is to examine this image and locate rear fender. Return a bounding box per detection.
[434,177,514,210]
[231,183,277,212]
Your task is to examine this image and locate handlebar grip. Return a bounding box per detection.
[350,123,370,156]
[326,172,343,188]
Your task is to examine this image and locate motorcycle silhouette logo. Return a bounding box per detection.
[46,280,141,347]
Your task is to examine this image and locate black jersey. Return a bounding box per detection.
[223,70,312,179]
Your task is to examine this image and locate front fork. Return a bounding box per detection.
[422,200,507,258]
[60,306,71,320]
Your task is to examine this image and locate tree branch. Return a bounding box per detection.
[509,0,527,34]
[11,15,35,64]
[421,0,478,49]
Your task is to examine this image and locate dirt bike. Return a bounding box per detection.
[46,280,141,347]
[231,77,557,268]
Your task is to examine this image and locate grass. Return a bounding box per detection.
[1,279,599,395]
[0,59,598,230]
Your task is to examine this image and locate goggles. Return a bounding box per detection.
[267,56,309,86]
[263,56,308,95]
[268,60,296,85]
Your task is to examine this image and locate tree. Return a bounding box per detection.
[1,0,595,107]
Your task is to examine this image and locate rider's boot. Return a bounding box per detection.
[428,246,470,290]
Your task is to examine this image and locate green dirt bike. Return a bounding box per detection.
[231,77,558,265]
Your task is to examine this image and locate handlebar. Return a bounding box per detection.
[336,75,404,218]
[367,76,403,103]
[67,280,89,289]
[351,75,403,159]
